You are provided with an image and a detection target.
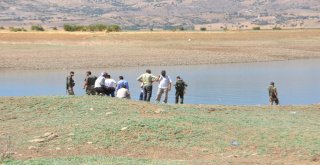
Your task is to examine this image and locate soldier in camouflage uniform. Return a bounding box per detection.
[66,71,75,95]
[83,71,97,95]
[268,82,279,105]
[174,76,187,104]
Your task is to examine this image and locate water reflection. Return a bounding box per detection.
[1,59,319,105]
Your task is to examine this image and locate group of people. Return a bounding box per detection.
[66,69,188,104]
[67,70,280,105]
[136,69,188,104]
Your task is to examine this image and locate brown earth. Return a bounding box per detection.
[0,30,320,70]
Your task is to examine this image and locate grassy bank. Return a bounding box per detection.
[0,96,320,164]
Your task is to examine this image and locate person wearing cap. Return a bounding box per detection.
[66,71,75,95]
[94,72,108,95]
[268,82,279,105]
[137,69,158,102]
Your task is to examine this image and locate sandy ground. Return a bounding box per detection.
[0,30,319,70]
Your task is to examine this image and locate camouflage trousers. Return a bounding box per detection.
[86,85,96,95]
[269,96,279,105]
[68,87,74,95]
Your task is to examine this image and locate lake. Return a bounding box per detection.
[0,59,319,105]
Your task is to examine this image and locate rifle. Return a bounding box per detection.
[66,77,69,95]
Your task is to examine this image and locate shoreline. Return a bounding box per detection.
[1,95,319,106]
[1,57,320,72]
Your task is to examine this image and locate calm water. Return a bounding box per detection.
[0,59,319,105]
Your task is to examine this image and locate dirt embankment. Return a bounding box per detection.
[0,30,320,70]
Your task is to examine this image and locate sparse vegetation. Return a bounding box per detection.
[63,24,84,32]
[31,25,45,31]
[253,26,261,30]
[171,26,185,32]
[0,26,5,30]
[200,27,207,31]
[52,27,58,31]
[63,24,121,32]
[178,26,185,31]
[106,24,121,32]
[9,27,27,32]
[0,136,13,164]
[272,26,282,30]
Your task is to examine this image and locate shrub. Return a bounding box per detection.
[52,27,58,31]
[0,26,5,30]
[200,27,207,31]
[272,27,282,30]
[178,26,185,31]
[106,24,121,32]
[64,24,121,32]
[31,25,45,31]
[9,27,27,32]
[63,24,85,32]
[252,27,261,30]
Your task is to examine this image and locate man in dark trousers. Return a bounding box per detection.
[137,69,158,102]
[66,71,75,95]
[174,76,187,104]
[268,82,279,105]
[83,71,97,95]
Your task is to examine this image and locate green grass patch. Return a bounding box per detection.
[4,156,186,165]
[1,96,319,164]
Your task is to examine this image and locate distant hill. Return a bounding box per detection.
[0,0,319,30]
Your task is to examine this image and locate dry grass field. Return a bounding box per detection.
[0,30,319,70]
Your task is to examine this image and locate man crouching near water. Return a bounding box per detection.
[137,69,158,102]
[116,84,131,99]
[94,72,108,96]
[268,82,279,105]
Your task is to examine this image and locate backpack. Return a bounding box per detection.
[175,80,185,91]
[87,76,97,86]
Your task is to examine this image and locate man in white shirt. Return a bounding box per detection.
[105,74,117,97]
[116,84,131,99]
[156,70,172,103]
[94,72,108,95]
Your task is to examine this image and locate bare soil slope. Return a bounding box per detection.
[0,30,319,70]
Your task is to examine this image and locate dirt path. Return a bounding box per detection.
[0,30,319,70]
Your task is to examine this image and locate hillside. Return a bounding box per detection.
[0,0,319,30]
[1,96,320,164]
